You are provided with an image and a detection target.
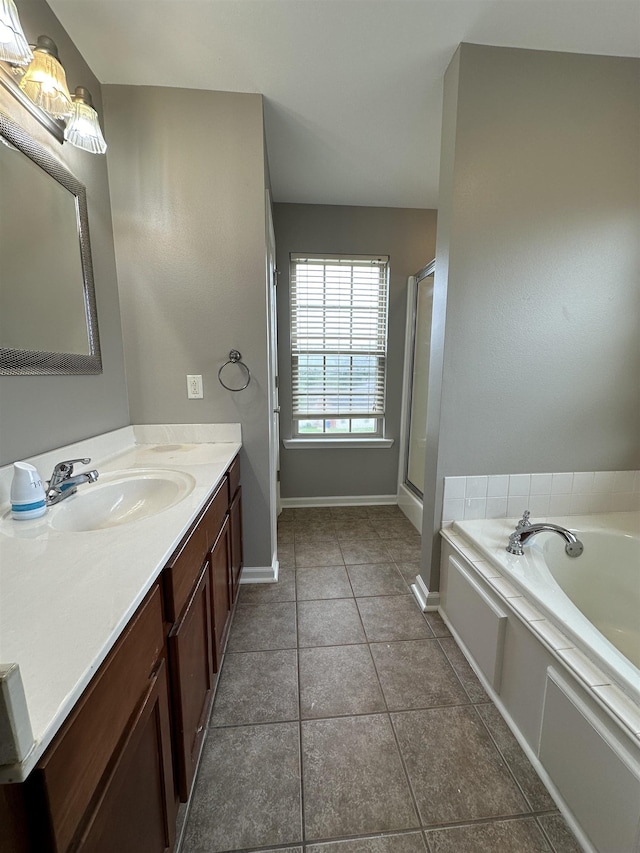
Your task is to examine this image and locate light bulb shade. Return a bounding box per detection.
[64,87,107,154]
[0,0,33,65]
[19,36,72,119]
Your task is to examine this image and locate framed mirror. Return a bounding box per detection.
[0,109,102,374]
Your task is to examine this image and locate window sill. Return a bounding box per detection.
[282,438,395,450]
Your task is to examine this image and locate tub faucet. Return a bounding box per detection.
[506,512,584,558]
[46,458,99,506]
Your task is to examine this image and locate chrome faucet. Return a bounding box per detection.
[46,458,99,506]
[506,510,584,558]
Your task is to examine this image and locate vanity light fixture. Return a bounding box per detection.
[0,0,32,65]
[18,35,72,119]
[64,86,107,153]
[0,21,107,154]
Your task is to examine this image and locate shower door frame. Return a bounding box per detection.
[397,260,435,530]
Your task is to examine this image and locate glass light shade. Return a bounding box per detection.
[64,87,107,154]
[0,0,32,65]
[19,36,72,119]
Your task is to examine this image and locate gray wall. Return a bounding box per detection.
[103,86,272,568]
[0,0,128,466]
[423,44,640,587]
[273,203,437,499]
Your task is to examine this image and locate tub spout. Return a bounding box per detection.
[507,517,584,558]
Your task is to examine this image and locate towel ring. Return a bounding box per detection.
[218,350,251,391]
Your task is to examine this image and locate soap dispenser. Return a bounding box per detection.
[10,462,47,520]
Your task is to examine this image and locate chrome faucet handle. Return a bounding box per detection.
[48,458,92,487]
[506,530,525,555]
[507,510,530,555]
[53,457,91,473]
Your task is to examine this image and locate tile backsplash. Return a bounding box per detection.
[442,470,640,524]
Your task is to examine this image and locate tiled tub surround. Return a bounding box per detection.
[439,515,640,853]
[442,470,640,524]
[180,504,582,853]
[0,423,241,781]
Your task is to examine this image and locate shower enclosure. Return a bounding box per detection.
[398,260,435,531]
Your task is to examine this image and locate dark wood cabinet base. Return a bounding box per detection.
[1,454,243,853]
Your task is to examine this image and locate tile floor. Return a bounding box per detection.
[181,505,583,853]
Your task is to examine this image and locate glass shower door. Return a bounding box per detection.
[405,263,434,498]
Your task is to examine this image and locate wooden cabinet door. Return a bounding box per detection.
[30,586,166,853]
[229,486,243,604]
[210,516,232,671]
[75,658,176,853]
[167,563,215,801]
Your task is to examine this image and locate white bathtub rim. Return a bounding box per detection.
[448,512,640,706]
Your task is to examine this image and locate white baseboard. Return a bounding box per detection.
[411,574,440,611]
[280,494,397,508]
[397,483,423,533]
[239,558,279,584]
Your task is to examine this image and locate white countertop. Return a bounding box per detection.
[0,424,241,782]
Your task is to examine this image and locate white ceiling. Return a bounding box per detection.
[47,0,640,209]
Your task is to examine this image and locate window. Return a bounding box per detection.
[290,254,389,438]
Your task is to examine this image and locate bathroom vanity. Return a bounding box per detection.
[0,424,244,852]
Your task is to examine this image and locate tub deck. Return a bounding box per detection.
[444,511,640,712]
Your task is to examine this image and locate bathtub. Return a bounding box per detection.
[447,511,640,704]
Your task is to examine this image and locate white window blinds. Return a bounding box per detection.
[290,254,389,423]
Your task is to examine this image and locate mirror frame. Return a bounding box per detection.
[0,109,102,375]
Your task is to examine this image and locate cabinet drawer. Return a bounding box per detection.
[163,520,209,623]
[163,477,229,622]
[228,455,241,500]
[31,584,165,853]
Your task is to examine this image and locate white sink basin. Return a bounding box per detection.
[48,469,196,532]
